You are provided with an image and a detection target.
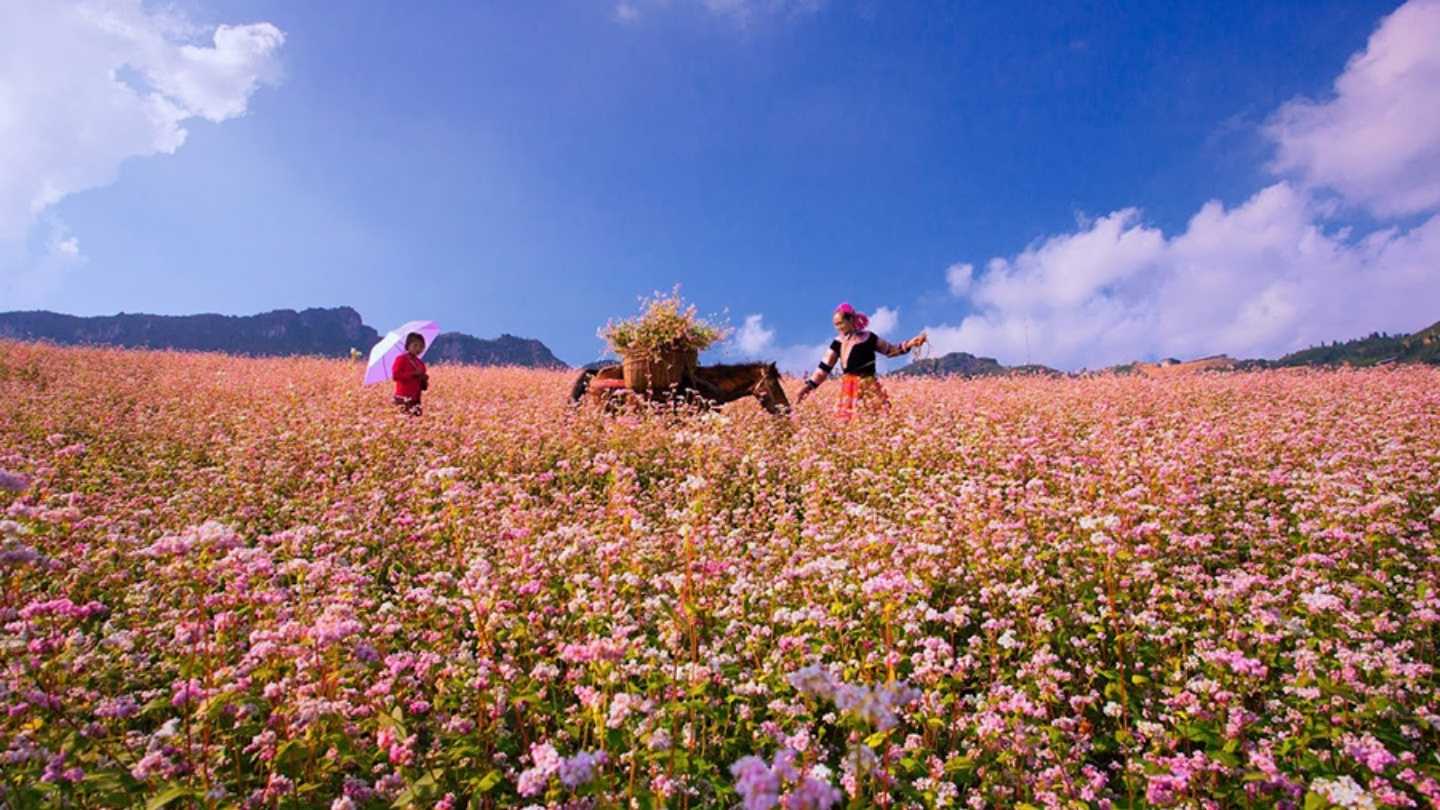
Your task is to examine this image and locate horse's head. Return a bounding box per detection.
[751,362,791,415]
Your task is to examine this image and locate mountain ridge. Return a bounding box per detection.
[893,319,1440,378]
[0,307,568,369]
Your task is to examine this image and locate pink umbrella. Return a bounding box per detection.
[363,320,440,386]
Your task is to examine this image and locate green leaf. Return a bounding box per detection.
[864,730,889,748]
[391,771,438,808]
[1304,791,1331,810]
[146,784,196,810]
[944,755,975,775]
[274,738,310,771]
[471,769,503,794]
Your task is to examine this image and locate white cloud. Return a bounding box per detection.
[923,0,1440,371]
[945,262,973,297]
[923,183,1440,370]
[731,313,776,355]
[1,221,87,307]
[772,340,834,377]
[613,2,641,23]
[0,0,284,302]
[727,309,911,376]
[1266,0,1440,217]
[724,311,835,376]
[867,306,898,336]
[52,235,81,258]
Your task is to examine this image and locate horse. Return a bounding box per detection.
[569,362,791,415]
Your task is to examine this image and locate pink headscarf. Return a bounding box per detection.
[835,302,869,331]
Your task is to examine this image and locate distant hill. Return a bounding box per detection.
[891,351,1062,379]
[0,307,379,358]
[0,307,570,369]
[1122,355,1240,377]
[427,332,567,369]
[1274,320,1440,367]
[902,319,1440,379]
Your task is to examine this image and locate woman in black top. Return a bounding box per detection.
[795,303,926,417]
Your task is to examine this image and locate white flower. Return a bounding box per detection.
[1309,776,1376,809]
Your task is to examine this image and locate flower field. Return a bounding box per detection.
[2,341,1438,810]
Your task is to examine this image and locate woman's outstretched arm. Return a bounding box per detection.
[875,334,925,358]
[796,342,841,404]
[808,343,841,386]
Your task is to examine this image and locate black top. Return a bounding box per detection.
[831,332,880,377]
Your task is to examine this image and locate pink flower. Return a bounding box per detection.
[1343,733,1398,774]
[170,678,207,709]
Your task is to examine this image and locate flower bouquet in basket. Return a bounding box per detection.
[600,288,730,391]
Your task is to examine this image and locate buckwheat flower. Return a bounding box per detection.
[1343,733,1397,774]
[95,695,139,719]
[41,752,84,784]
[1310,776,1377,809]
[375,772,405,797]
[1300,589,1345,613]
[171,678,206,709]
[131,749,170,781]
[640,730,670,758]
[559,751,604,789]
[607,692,636,728]
[424,467,460,483]
[786,763,842,810]
[0,470,29,492]
[330,798,356,810]
[531,742,561,775]
[516,767,548,797]
[0,538,39,567]
[732,755,780,810]
[787,665,837,701]
[652,773,677,799]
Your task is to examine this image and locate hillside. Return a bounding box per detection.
[0,307,378,358]
[891,351,1061,379]
[1276,320,1440,367]
[0,307,569,368]
[427,332,567,369]
[903,319,1440,378]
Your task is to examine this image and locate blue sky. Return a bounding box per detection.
[4,0,1438,369]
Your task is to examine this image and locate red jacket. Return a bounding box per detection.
[392,353,427,399]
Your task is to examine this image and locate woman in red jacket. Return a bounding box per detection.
[392,332,429,415]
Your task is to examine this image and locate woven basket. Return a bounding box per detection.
[621,347,698,391]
